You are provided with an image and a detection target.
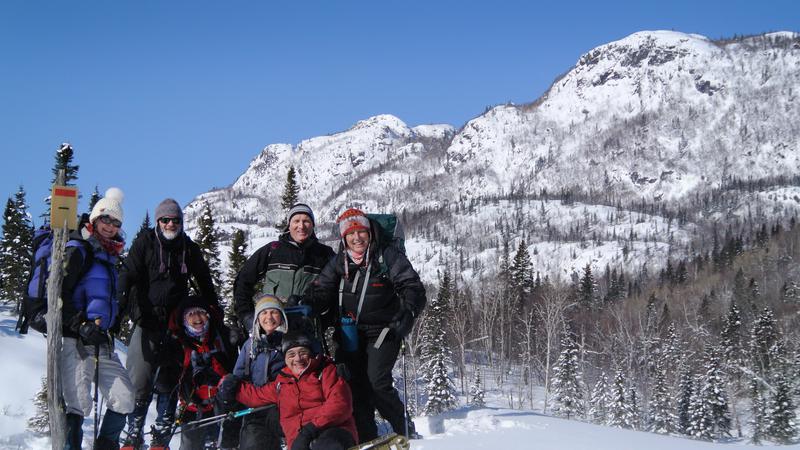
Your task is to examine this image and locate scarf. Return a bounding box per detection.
[85,223,125,256]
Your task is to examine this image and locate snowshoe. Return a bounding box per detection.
[349,432,410,450]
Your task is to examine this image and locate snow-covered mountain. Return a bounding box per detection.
[184,30,800,287]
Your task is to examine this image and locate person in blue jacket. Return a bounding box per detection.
[232,294,288,450]
[60,188,135,450]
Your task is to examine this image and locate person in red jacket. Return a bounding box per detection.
[218,331,357,450]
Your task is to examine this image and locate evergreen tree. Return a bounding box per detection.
[649,357,676,434]
[44,143,79,218]
[422,342,458,415]
[689,346,731,440]
[135,211,152,241]
[225,228,248,326]
[588,372,610,425]
[0,187,33,308]
[194,202,222,293]
[628,387,641,430]
[509,239,534,311]
[767,371,797,443]
[419,269,453,382]
[749,379,768,444]
[677,369,695,435]
[420,269,457,415]
[87,185,101,214]
[751,307,778,377]
[608,371,632,429]
[27,377,49,435]
[577,264,596,309]
[275,166,300,231]
[720,302,743,372]
[552,332,584,419]
[468,369,485,408]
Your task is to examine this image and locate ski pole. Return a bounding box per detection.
[401,339,409,439]
[93,343,101,444]
[170,404,276,435]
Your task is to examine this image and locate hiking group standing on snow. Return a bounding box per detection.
[21,189,426,450]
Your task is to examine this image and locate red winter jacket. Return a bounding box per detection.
[236,356,358,449]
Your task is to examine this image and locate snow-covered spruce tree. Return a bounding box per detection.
[628,387,641,430]
[224,228,248,326]
[419,269,453,383]
[648,358,676,434]
[751,307,778,377]
[194,202,222,293]
[577,264,597,309]
[275,166,300,231]
[552,332,584,420]
[677,369,694,435]
[689,346,731,441]
[27,377,49,435]
[422,342,458,415]
[749,378,768,444]
[87,185,101,215]
[44,143,79,218]
[767,370,797,444]
[608,371,631,429]
[509,239,534,311]
[720,302,744,376]
[420,269,457,415]
[588,372,610,425]
[0,187,32,308]
[468,368,486,408]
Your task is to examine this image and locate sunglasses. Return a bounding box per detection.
[159,217,182,225]
[98,216,122,228]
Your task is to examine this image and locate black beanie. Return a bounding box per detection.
[281,330,316,355]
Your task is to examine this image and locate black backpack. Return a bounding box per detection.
[16,227,94,335]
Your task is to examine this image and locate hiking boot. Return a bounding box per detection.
[150,420,174,446]
[93,436,120,450]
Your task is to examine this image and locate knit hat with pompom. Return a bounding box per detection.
[89,187,124,224]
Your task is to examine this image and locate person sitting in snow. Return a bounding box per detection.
[166,296,239,449]
[218,331,358,450]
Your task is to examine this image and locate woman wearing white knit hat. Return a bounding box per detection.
[61,187,135,449]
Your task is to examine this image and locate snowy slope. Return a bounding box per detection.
[1,305,797,449]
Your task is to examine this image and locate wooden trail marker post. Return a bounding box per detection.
[46,170,77,449]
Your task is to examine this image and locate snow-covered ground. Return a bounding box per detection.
[0,305,796,450]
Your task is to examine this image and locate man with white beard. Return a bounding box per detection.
[118,198,222,449]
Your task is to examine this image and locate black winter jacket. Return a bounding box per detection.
[232,233,334,328]
[311,221,426,327]
[118,228,219,330]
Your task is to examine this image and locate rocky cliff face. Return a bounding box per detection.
[185,31,800,288]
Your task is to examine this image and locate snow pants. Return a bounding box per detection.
[336,329,407,442]
[125,325,180,438]
[60,337,135,449]
[238,405,283,450]
[60,337,135,417]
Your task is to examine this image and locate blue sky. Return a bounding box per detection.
[0,0,797,239]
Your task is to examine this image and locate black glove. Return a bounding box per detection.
[78,321,109,346]
[291,423,320,450]
[216,374,241,411]
[286,294,302,307]
[389,308,414,340]
[190,350,212,377]
[335,363,351,381]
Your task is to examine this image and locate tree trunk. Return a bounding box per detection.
[47,170,67,450]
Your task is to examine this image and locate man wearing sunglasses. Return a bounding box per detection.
[118,198,222,449]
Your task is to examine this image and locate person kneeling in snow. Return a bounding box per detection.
[218,331,358,450]
[167,296,240,449]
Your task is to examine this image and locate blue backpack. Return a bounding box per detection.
[16,227,94,335]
